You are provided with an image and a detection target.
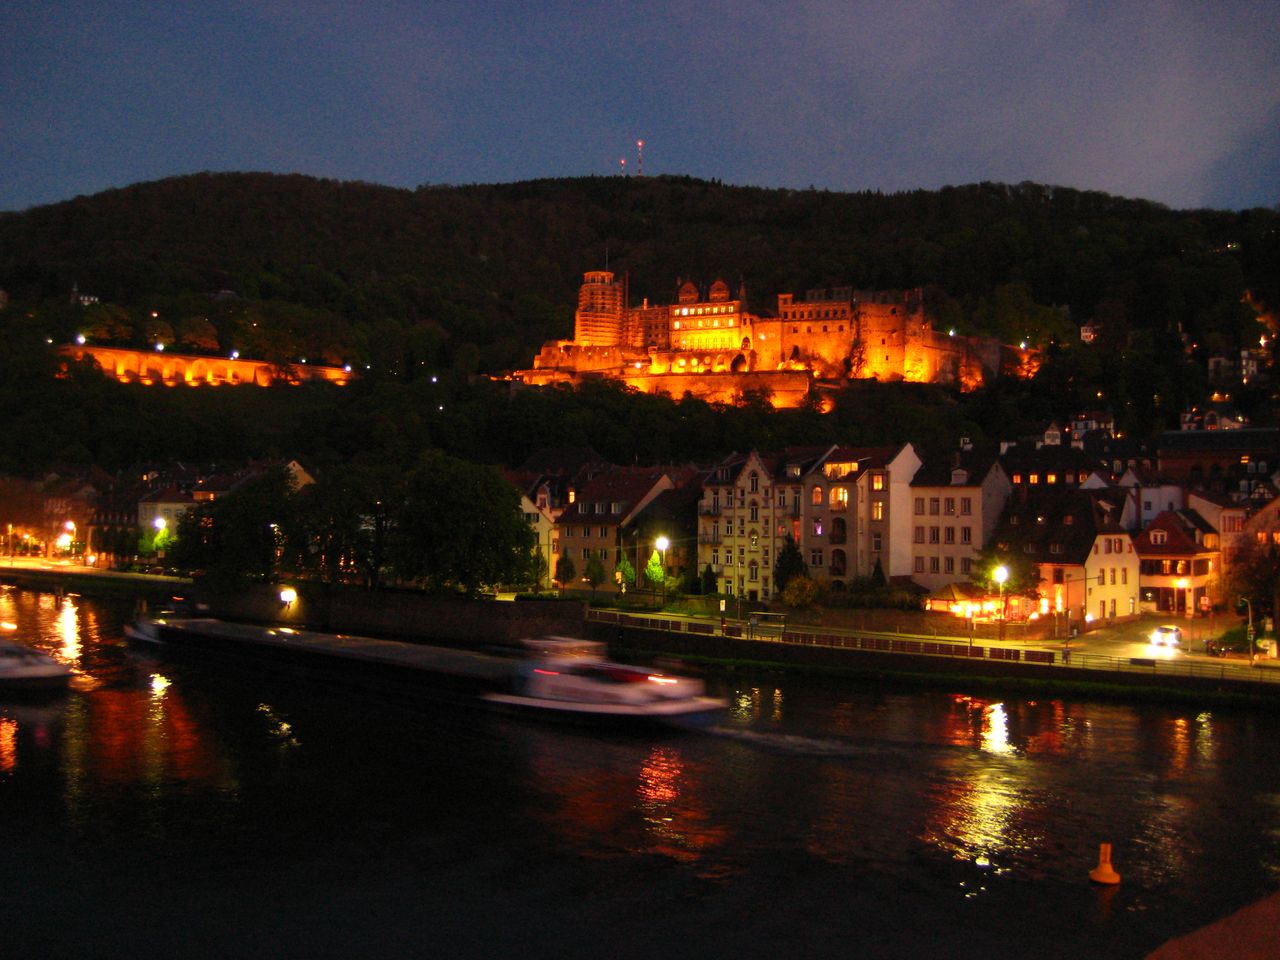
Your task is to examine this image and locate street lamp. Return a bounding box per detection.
[656,536,669,606]
[153,517,167,561]
[993,565,1009,642]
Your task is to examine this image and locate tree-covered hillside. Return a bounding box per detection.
[0,173,1277,477]
[1,173,1276,376]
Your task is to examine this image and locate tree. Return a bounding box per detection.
[176,315,220,352]
[969,543,1041,611]
[701,563,718,595]
[390,450,535,596]
[530,544,549,591]
[775,536,807,594]
[644,548,665,590]
[554,554,576,586]
[169,467,298,585]
[615,556,636,590]
[782,575,820,609]
[584,555,606,595]
[1227,539,1280,625]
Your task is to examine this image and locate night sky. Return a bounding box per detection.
[3,1,1278,213]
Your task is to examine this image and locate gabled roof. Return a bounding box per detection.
[1000,442,1100,474]
[911,445,1001,488]
[1133,510,1216,557]
[992,489,1128,566]
[518,446,609,476]
[555,467,671,524]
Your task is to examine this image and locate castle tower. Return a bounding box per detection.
[574,271,625,346]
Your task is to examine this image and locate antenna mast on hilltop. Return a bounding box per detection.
[620,157,626,176]
[637,139,644,177]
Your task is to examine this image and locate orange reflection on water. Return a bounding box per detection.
[0,717,16,772]
[57,596,81,663]
[520,732,727,865]
[60,682,232,792]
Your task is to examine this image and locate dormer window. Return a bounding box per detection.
[1150,530,1167,545]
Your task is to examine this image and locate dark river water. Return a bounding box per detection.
[2,588,1278,959]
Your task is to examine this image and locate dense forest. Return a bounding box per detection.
[0,173,1277,475]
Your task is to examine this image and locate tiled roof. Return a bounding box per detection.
[992,489,1127,565]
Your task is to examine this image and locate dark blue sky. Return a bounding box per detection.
[4,1,1278,212]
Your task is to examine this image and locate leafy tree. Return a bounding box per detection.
[1227,539,1280,626]
[554,554,576,586]
[141,316,175,349]
[644,548,665,589]
[390,449,535,596]
[701,563,718,595]
[775,536,807,594]
[176,315,220,352]
[530,544,549,590]
[969,543,1041,613]
[169,467,298,585]
[870,557,887,587]
[782,575,820,609]
[583,555,606,595]
[80,303,133,342]
[615,556,636,589]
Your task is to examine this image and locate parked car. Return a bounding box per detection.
[1149,624,1183,649]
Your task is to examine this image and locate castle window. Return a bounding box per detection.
[812,486,823,505]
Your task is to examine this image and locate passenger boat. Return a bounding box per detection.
[0,641,73,690]
[482,637,726,727]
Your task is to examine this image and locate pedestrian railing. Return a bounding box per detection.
[587,609,1280,688]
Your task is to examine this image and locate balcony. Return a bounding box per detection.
[699,503,722,516]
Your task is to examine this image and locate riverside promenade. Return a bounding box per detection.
[589,608,1280,700]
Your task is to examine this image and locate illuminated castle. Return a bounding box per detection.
[518,271,1012,407]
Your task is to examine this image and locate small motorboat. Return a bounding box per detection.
[482,637,726,727]
[0,641,73,690]
[123,617,165,644]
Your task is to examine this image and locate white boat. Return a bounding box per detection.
[123,617,165,643]
[482,637,726,727]
[0,641,73,690]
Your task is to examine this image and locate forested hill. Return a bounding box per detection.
[0,172,1276,377]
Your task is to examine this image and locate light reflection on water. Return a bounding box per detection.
[3,586,1280,958]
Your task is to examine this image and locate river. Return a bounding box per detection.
[1,588,1277,959]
